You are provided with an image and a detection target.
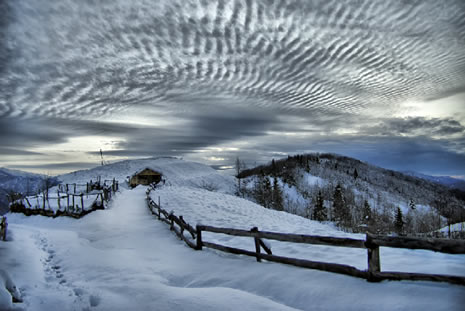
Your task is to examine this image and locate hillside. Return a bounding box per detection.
[57,157,235,194]
[2,158,464,310]
[0,168,56,215]
[237,153,465,235]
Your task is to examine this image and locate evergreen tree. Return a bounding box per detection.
[395,207,404,235]
[353,168,358,180]
[272,178,284,211]
[313,191,326,221]
[362,200,371,224]
[333,184,348,224]
[263,176,272,209]
[271,159,277,176]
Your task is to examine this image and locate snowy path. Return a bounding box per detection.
[2,187,465,310]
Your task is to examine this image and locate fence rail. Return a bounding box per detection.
[9,178,119,219]
[146,188,465,286]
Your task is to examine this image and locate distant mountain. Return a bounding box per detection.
[403,171,465,191]
[0,168,57,215]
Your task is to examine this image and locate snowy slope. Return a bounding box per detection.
[2,186,464,310]
[2,159,465,310]
[0,168,52,215]
[57,157,235,193]
[151,186,465,276]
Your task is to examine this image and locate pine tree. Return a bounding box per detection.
[333,184,348,225]
[362,200,371,224]
[353,168,358,180]
[272,178,284,211]
[395,207,404,235]
[313,191,326,221]
[263,176,272,209]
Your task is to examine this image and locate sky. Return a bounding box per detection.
[0,0,465,177]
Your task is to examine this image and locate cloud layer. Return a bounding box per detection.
[0,0,464,175]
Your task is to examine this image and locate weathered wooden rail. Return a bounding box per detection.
[146,188,465,286]
[9,178,119,219]
[1,216,7,241]
[146,192,197,249]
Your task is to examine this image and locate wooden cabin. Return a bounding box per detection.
[129,168,162,187]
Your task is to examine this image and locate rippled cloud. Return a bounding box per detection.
[0,0,464,175]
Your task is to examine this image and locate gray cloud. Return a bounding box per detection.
[367,117,465,137]
[8,162,96,171]
[1,0,465,176]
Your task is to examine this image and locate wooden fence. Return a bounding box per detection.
[145,188,465,286]
[0,216,7,241]
[9,178,119,219]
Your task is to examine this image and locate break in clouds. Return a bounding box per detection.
[0,0,465,175]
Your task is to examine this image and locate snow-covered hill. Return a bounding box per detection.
[238,153,465,234]
[2,181,465,310]
[57,157,235,194]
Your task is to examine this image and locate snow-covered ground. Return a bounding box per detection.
[151,185,465,276]
[1,159,465,310]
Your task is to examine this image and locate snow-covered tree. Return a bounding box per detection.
[312,191,326,221]
[362,200,372,225]
[272,178,283,211]
[395,207,404,235]
[333,184,348,225]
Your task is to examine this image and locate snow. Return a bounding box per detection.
[302,173,325,186]
[151,186,465,277]
[1,159,465,310]
[57,157,235,194]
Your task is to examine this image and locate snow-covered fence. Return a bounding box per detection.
[0,216,7,241]
[195,225,465,285]
[9,178,119,219]
[145,187,465,286]
[146,189,197,249]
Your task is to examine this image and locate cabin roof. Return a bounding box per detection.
[133,167,162,176]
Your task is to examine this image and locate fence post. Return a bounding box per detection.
[57,190,61,210]
[72,194,75,211]
[80,193,84,212]
[0,217,7,241]
[251,227,262,262]
[169,214,174,231]
[196,225,203,250]
[366,233,381,282]
[179,216,185,235]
